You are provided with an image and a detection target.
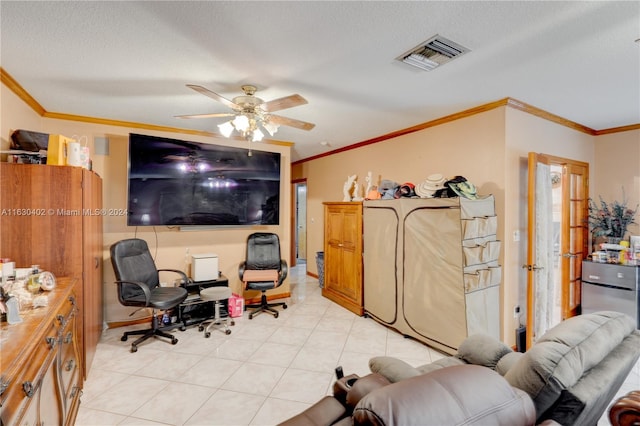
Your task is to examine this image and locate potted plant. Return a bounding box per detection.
[587,190,638,245]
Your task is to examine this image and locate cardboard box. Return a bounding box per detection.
[46,134,75,165]
[191,253,218,282]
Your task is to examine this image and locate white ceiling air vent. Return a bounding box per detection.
[398,35,470,71]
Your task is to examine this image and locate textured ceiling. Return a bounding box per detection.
[1,1,639,161]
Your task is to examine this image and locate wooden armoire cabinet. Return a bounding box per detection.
[0,163,103,382]
[322,202,363,315]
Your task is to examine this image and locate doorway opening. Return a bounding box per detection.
[291,180,307,266]
[526,153,589,348]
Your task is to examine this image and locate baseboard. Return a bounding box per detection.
[107,291,293,329]
[107,316,153,329]
[243,291,291,306]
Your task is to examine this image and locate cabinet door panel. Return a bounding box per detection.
[341,210,361,249]
[326,209,344,244]
[325,243,343,292]
[323,203,363,315]
[0,164,84,278]
[338,248,360,299]
[82,169,103,378]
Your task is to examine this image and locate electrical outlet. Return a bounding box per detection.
[513,305,521,319]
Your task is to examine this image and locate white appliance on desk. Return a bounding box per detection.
[582,261,639,328]
[192,254,219,282]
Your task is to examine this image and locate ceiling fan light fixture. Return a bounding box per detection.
[218,121,234,137]
[263,121,280,137]
[180,84,314,146]
[232,114,250,132]
[252,128,264,142]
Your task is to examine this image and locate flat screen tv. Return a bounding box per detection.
[127,133,281,227]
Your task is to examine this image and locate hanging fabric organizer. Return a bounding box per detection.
[363,196,501,355]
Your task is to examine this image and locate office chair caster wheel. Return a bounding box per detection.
[283,304,287,309]
[180,326,187,331]
[225,329,232,335]
[204,332,211,338]
[198,325,204,332]
[231,320,235,326]
[248,313,254,320]
[274,312,279,318]
[171,337,178,345]
[130,345,137,353]
[121,335,128,342]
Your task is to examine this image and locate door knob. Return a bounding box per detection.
[522,264,544,271]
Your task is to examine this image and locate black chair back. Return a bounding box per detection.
[245,233,282,270]
[110,238,160,301]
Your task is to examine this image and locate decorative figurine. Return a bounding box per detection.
[365,171,373,196]
[352,182,364,201]
[343,174,356,201]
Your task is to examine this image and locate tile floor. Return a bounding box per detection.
[77,264,639,425]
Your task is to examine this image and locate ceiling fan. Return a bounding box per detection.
[176,84,315,142]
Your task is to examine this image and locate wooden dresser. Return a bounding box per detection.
[322,202,364,315]
[0,278,82,425]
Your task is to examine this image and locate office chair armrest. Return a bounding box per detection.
[238,262,247,281]
[157,268,190,286]
[280,260,288,282]
[115,280,152,305]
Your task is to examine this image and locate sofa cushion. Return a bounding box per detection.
[369,355,465,383]
[457,333,513,369]
[504,311,637,419]
[496,351,524,376]
[368,356,423,383]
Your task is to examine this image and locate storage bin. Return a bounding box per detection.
[316,251,325,288]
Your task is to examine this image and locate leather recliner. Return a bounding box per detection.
[280,364,536,426]
[369,311,640,426]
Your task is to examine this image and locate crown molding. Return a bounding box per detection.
[0,67,293,148]
[505,98,596,135]
[1,67,46,116]
[1,68,636,159]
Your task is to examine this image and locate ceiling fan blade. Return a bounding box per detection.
[261,94,308,112]
[175,112,235,119]
[186,84,240,110]
[268,114,316,131]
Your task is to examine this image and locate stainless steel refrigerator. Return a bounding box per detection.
[582,260,639,328]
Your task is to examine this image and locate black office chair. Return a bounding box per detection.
[239,232,288,319]
[110,238,189,352]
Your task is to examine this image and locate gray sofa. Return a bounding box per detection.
[370,311,640,425]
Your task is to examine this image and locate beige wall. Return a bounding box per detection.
[294,106,636,347]
[1,84,292,325]
[294,107,509,334]
[1,84,43,143]
[4,80,638,344]
[503,107,595,342]
[592,130,640,238]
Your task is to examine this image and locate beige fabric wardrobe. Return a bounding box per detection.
[363,196,501,355]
